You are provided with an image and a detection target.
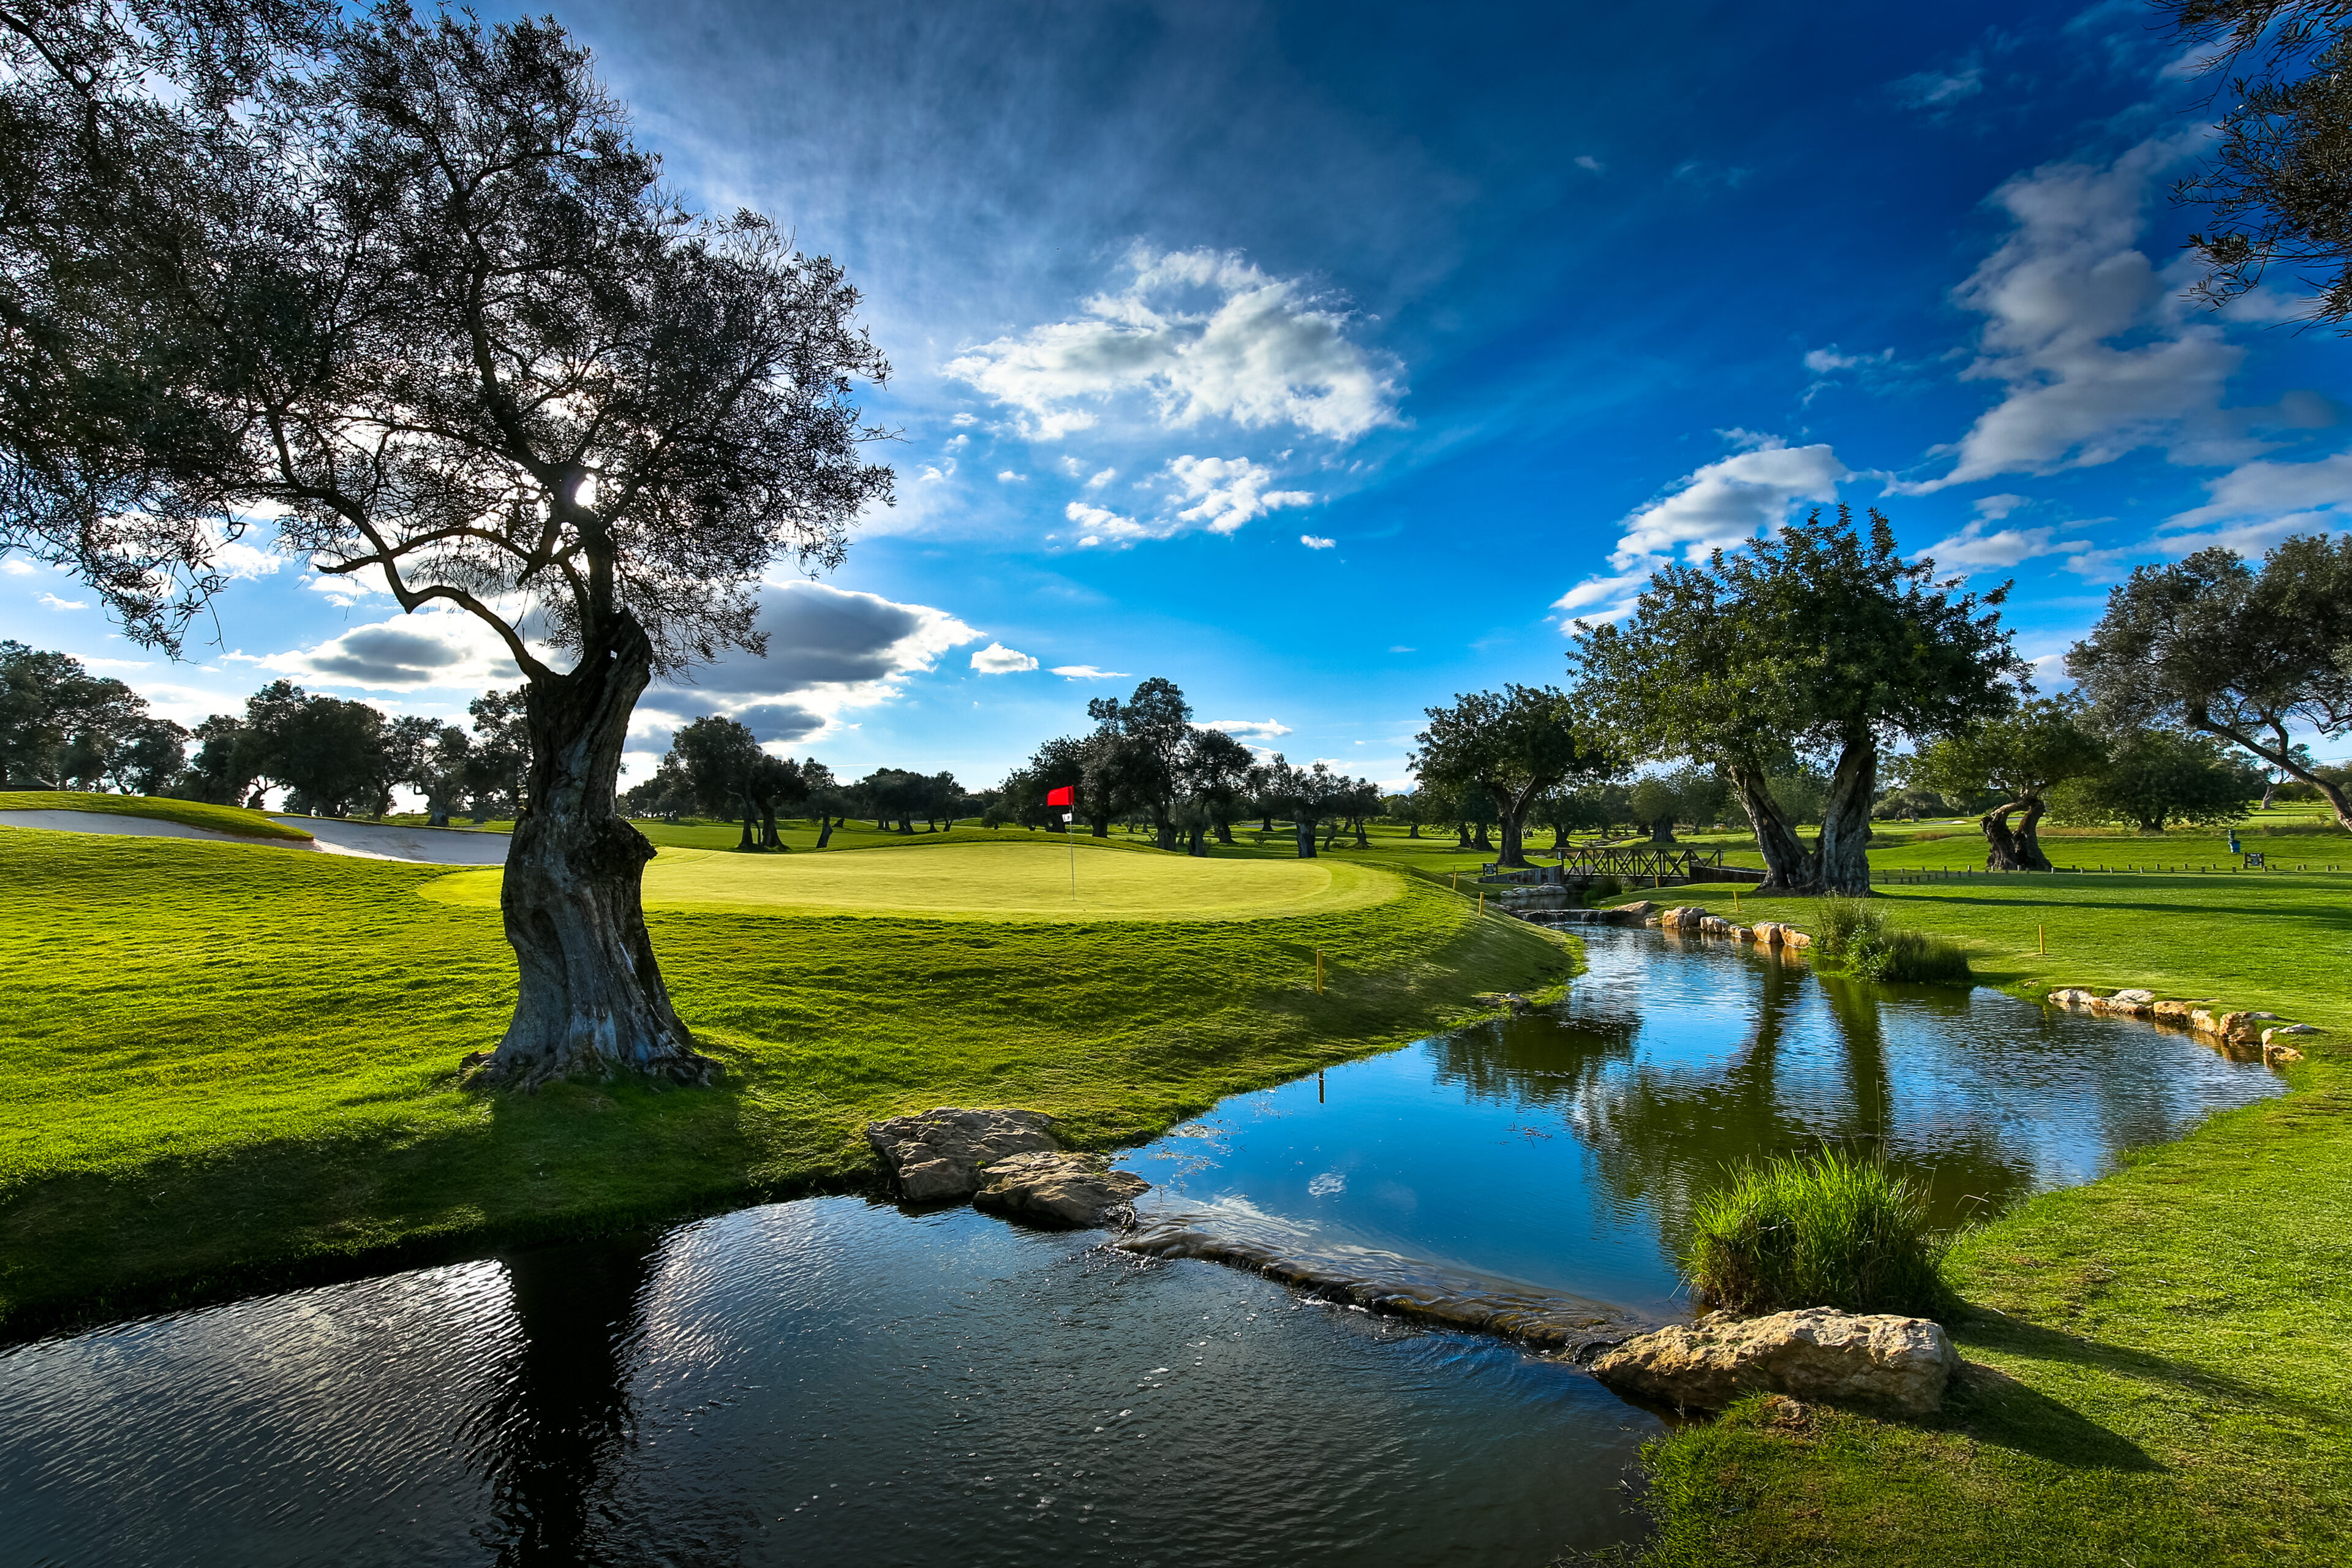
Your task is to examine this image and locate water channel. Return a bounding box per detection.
[1,929,2287,1567]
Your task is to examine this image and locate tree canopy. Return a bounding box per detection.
[1913,698,2107,870]
[1412,683,1611,868]
[2160,0,2352,328]
[1574,507,2019,894]
[2067,533,2352,831]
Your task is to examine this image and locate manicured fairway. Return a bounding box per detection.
[0,824,1574,1332]
[424,839,1400,919]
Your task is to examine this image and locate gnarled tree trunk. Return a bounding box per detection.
[1294,815,1317,858]
[479,614,711,1089]
[1811,736,1877,895]
[1980,797,2051,871]
[1725,757,1815,892]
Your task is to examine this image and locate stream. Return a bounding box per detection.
[0,928,2287,1567]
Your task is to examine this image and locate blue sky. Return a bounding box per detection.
[9,0,2351,791]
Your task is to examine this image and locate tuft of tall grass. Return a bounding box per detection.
[1686,1148,1953,1318]
[1815,894,1973,985]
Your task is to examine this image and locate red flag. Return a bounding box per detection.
[1046,785,1075,807]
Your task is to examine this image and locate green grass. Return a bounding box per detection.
[1684,1149,1951,1319]
[0,790,313,840]
[1604,854,2352,1566]
[424,837,1401,920]
[0,822,1575,1334]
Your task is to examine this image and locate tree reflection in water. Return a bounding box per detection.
[465,1237,654,1567]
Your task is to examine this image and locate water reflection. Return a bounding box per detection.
[0,929,2286,1567]
[1132,927,2285,1316]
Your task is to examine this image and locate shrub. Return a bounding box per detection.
[1813,894,1972,985]
[1686,1149,1952,1318]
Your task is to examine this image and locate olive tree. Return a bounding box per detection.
[9,8,892,1085]
[1913,698,2106,870]
[1412,684,1611,868]
[1574,508,2018,894]
[2068,535,2352,832]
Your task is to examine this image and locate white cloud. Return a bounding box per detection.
[2159,450,2352,553]
[37,592,86,611]
[1893,64,1983,108]
[1300,534,1336,549]
[1901,135,2339,492]
[1050,665,1133,680]
[1551,435,1848,625]
[1973,492,2029,520]
[1085,467,1117,490]
[1575,154,1605,173]
[1200,718,1292,739]
[997,470,1026,483]
[1803,345,1893,374]
[1167,455,1315,534]
[970,641,1040,674]
[1,557,32,575]
[1918,519,2085,569]
[943,244,1406,442]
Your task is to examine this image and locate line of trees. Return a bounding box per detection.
[1,641,535,821]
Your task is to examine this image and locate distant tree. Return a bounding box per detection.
[1627,769,1727,845]
[1413,684,1613,867]
[462,692,532,824]
[1575,508,2018,894]
[1079,677,1193,848]
[2068,535,2352,832]
[2160,0,2352,328]
[621,756,693,823]
[249,689,388,817]
[1534,780,1629,847]
[385,714,470,824]
[1251,755,1365,858]
[800,758,847,846]
[181,714,255,805]
[668,716,764,848]
[861,767,930,834]
[0,641,162,789]
[1871,785,1952,823]
[1913,698,2107,870]
[2048,729,2257,833]
[1179,728,1256,852]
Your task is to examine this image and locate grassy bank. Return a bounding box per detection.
[1605,869,2352,1566]
[0,790,313,840]
[0,824,1572,1335]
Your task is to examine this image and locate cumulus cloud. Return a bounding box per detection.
[1551,434,1849,625]
[997,469,1026,483]
[1200,718,1292,739]
[37,592,87,610]
[1167,455,1314,533]
[265,608,522,690]
[944,244,1406,442]
[1300,534,1336,549]
[1902,135,2339,493]
[1050,665,1132,679]
[1,557,34,575]
[970,641,1040,674]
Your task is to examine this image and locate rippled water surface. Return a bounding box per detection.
[1,928,2286,1567]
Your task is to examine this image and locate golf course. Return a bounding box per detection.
[0,806,1577,1332]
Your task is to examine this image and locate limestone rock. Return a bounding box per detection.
[1698,914,1737,936]
[2152,1000,2204,1022]
[2267,1022,2320,1036]
[1751,921,1787,945]
[2092,995,2153,1018]
[1781,929,1813,951]
[2264,1041,2306,1064]
[972,1150,1149,1228]
[1590,1308,1958,1416]
[2047,989,2098,1008]
[2110,988,2157,1005]
[866,1107,1062,1202]
[1611,900,1659,925]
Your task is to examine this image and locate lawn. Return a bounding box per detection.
[1601,838,2352,1567]
[0,821,1574,1335]
[423,836,1401,919]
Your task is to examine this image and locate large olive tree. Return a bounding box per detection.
[7,5,892,1085]
[2068,535,2352,832]
[1913,698,2106,871]
[1574,508,2019,894]
[1412,684,1613,869]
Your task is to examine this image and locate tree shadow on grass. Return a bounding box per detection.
[1942,1358,2160,1471]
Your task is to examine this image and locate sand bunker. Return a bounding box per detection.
[1,809,508,865]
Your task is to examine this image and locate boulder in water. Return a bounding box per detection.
[1590,1308,1958,1416]
[867,1107,1061,1202]
[973,1150,1148,1228]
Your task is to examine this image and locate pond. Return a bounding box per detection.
[0,929,2286,1567]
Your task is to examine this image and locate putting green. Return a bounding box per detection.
[418,840,1404,921]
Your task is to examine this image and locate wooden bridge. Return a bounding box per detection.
[1482,845,1768,887]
